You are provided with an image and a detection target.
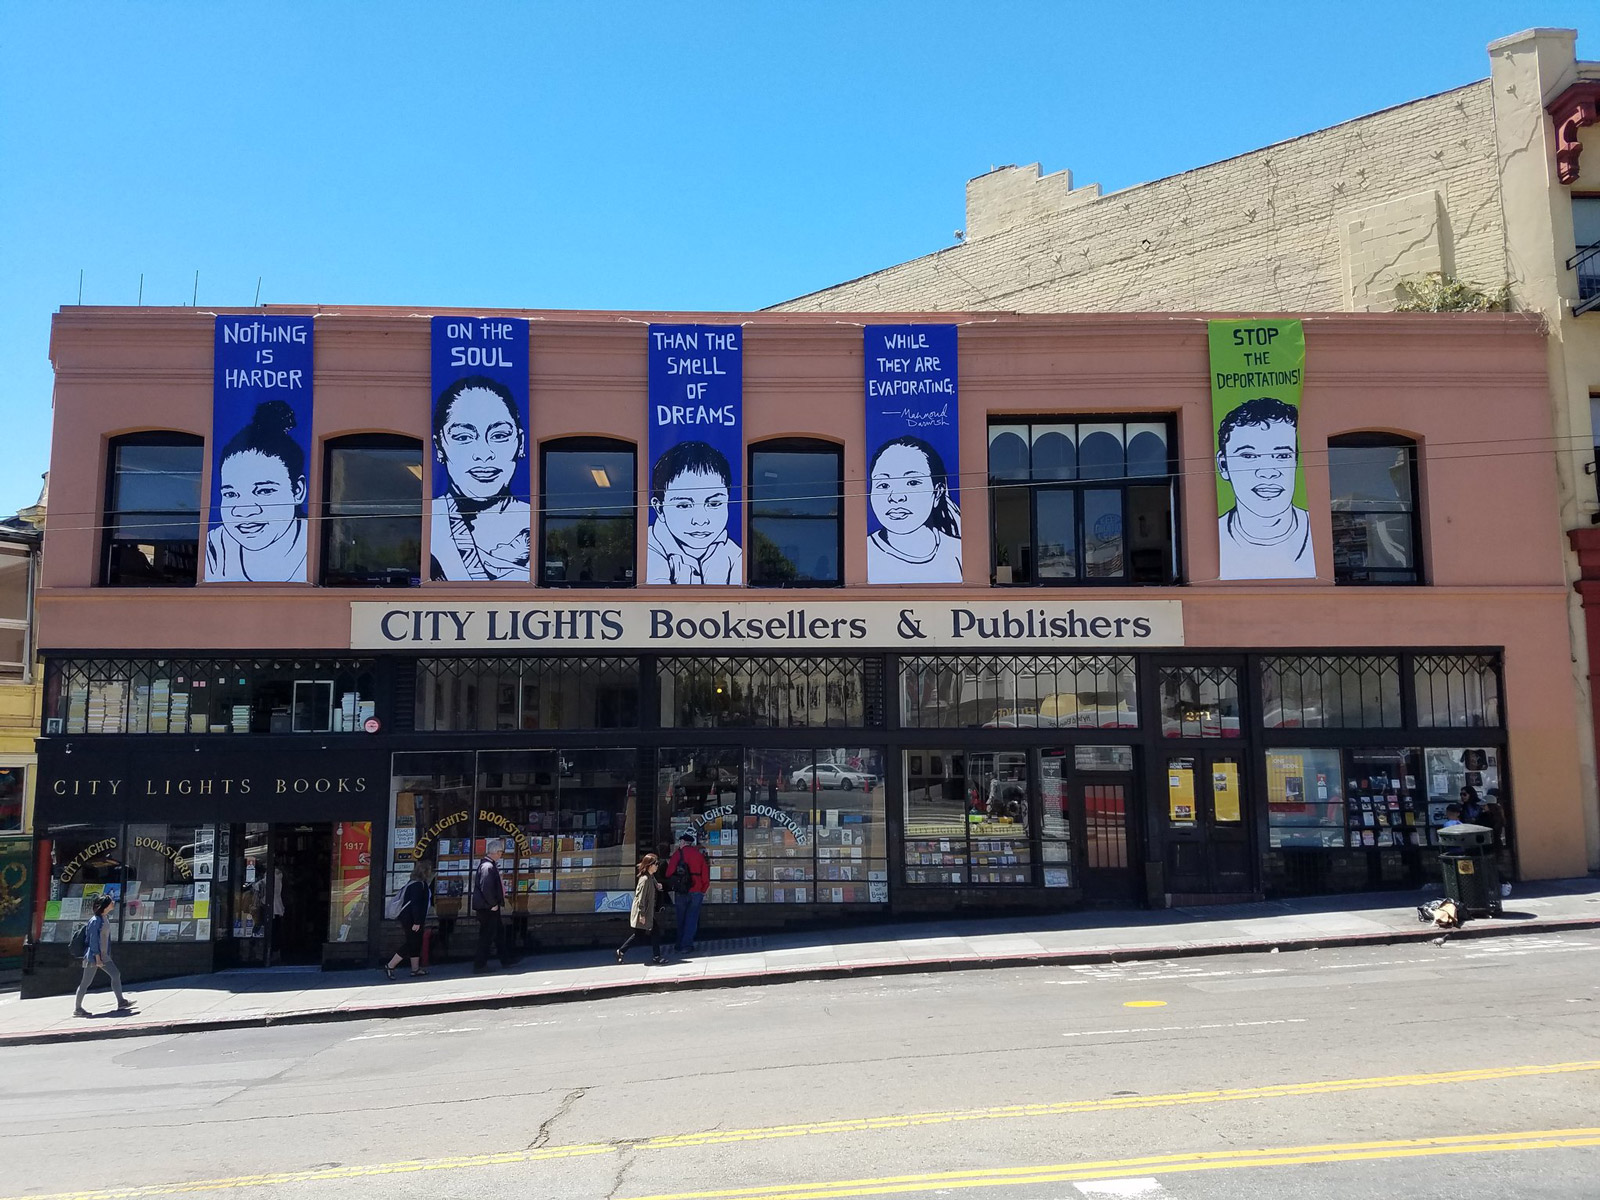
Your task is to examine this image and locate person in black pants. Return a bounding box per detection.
[384,863,433,979]
[617,853,665,964]
[472,843,511,973]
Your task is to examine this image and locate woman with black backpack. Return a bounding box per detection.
[383,863,434,979]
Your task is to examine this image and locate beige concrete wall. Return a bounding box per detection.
[772,83,1505,315]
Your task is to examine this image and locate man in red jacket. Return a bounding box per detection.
[666,832,710,955]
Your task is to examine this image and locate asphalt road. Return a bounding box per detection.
[4,930,1600,1200]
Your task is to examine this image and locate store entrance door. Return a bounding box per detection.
[267,824,332,965]
[1077,777,1140,903]
[1163,752,1253,899]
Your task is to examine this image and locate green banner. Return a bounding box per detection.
[1209,320,1314,580]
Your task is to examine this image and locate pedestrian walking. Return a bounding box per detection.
[472,842,511,973]
[617,853,665,964]
[666,831,710,955]
[74,895,134,1018]
[384,863,434,979]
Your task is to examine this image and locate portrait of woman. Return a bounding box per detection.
[429,375,532,581]
[205,399,309,583]
[867,435,962,583]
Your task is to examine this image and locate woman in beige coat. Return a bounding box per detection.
[617,853,665,964]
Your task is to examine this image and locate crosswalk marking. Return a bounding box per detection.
[1075,1178,1172,1197]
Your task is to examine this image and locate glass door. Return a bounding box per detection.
[1164,752,1252,896]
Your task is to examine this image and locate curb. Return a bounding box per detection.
[7,914,1599,1049]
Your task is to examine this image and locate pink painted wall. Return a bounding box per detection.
[41,307,1585,877]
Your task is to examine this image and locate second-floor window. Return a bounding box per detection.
[988,418,1178,586]
[540,438,636,586]
[322,435,423,586]
[749,440,843,586]
[1329,434,1421,585]
[102,433,203,586]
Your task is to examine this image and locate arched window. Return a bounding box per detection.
[987,417,1178,585]
[748,438,843,586]
[540,437,637,586]
[102,432,203,586]
[322,435,423,586]
[1329,434,1422,585]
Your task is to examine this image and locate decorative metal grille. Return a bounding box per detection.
[898,655,1138,730]
[658,656,872,728]
[1158,665,1241,738]
[45,657,375,735]
[1413,654,1502,728]
[415,657,639,731]
[1260,655,1402,728]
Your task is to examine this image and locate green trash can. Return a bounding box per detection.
[1438,823,1501,918]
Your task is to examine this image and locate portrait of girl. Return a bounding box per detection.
[429,375,532,582]
[867,435,962,583]
[205,399,309,583]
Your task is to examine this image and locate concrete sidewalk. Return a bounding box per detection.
[5,876,1599,1047]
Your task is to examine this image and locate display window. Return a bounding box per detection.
[903,748,1031,885]
[1265,749,1345,848]
[35,824,123,944]
[1423,746,1506,847]
[123,823,215,943]
[390,752,474,921]
[659,747,742,904]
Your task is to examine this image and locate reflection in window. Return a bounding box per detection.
[1260,656,1401,728]
[988,418,1177,585]
[416,657,639,731]
[389,752,474,925]
[322,436,423,586]
[900,655,1137,729]
[750,442,843,586]
[903,749,1031,885]
[1159,666,1241,738]
[46,657,376,734]
[103,433,204,586]
[1414,654,1501,728]
[741,748,886,903]
[658,656,873,728]
[540,438,636,586]
[1330,435,1421,585]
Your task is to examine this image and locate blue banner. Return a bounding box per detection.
[429,316,531,581]
[647,324,743,585]
[863,325,961,583]
[207,315,315,583]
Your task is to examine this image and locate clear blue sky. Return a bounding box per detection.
[1,2,1591,516]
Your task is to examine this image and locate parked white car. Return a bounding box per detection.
[790,763,877,791]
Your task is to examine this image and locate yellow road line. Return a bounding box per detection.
[609,1128,1600,1200]
[9,1061,1600,1200]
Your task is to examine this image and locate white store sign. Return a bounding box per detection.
[351,600,1183,652]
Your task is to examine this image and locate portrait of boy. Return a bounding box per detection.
[647,440,742,585]
[1215,396,1316,580]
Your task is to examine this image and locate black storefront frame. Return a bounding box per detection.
[30,643,1510,977]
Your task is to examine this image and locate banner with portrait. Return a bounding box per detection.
[429,316,531,582]
[864,325,960,584]
[646,324,743,585]
[1209,319,1313,580]
[207,315,315,583]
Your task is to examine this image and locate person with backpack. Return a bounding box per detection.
[665,831,710,955]
[472,842,511,974]
[74,894,133,1018]
[383,863,434,980]
[616,853,666,964]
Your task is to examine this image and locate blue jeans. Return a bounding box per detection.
[673,891,704,952]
